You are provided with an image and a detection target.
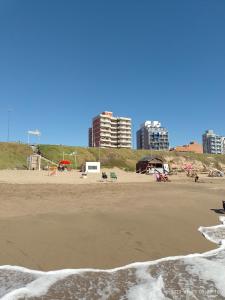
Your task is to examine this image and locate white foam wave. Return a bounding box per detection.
[1,217,225,299]
[127,267,166,300]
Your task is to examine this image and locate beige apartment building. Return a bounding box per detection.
[89,111,132,148]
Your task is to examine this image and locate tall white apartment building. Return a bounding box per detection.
[202,130,225,154]
[89,111,132,148]
[136,121,169,150]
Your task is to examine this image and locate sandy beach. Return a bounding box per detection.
[0,169,224,272]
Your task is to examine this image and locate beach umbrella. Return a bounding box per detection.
[59,160,71,165]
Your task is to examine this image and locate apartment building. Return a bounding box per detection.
[88,127,93,148]
[223,137,225,154]
[202,130,225,154]
[89,111,132,148]
[136,121,169,150]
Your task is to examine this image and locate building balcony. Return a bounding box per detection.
[100,140,110,144]
[110,120,118,124]
[100,118,111,123]
[100,128,111,133]
[118,133,131,136]
[118,132,131,136]
[118,120,131,124]
[117,126,131,131]
[118,125,131,129]
[100,123,111,128]
[118,139,131,143]
[118,138,131,141]
[100,141,111,146]
[100,133,111,137]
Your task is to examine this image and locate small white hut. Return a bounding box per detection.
[27,154,41,171]
[85,162,100,173]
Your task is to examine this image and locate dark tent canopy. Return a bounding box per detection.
[136,156,164,173]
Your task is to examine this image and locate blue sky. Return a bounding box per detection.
[0,0,224,147]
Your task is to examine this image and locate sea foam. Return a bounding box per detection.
[1,217,225,299]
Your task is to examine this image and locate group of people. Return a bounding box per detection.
[58,164,68,171]
[155,171,169,182]
[58,164,71,172]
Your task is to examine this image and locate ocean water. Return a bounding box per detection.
[1,217,225,300]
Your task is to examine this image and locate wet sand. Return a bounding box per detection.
[0,171,224,271]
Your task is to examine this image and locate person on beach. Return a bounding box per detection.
[155,172,162,182]
[102,172,108,180]
[194,174,199,182]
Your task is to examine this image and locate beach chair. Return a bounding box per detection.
[110,172,117,181]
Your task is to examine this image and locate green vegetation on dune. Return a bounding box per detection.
[0,142,32,169]
[38,144,225,171]
[39,145,170,171]
[0,142,225,171]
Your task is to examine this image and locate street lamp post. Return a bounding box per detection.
[98,145,101,162]
[73,151,78,169]
[7,110,11,142]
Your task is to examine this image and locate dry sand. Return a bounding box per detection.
[0,169,224,271]
[0,168,156,184]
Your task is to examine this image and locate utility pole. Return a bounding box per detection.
[98,145,101,162]
[74,151,78,169]
[7,110,11,142]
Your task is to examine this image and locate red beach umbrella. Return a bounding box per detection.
[59,160,71,165]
